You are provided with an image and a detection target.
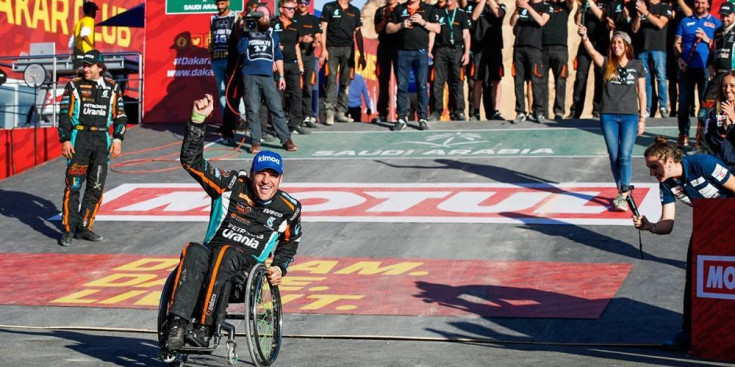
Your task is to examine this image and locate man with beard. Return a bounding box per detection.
[673,0,720,148]
[237,6,299,154]
[210,0,241,139]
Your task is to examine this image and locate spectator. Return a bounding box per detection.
[386,0,441,131]
[272,0,309,135]
[541,0,574,121]
[578,28,647,210]
[210,0,241,123]
[631,0,673,118]
[374,0,401,123]
[294,0,322,128]
[71,2,99,69]
[237,6,298,154]
[510,0,552,124]
[320,0,367,125]
[703,70,735,169]
[667,0,694,118]
[466,0,506,121]
[430,0,472,121]
[673,0,721,147]
[569,0,607,119]
[347,73,375,122]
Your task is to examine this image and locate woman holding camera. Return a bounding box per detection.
[578,27,647,211]
[633,136,735,350]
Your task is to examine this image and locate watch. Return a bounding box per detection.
[23,63,48,88]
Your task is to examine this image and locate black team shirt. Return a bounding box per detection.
[375,3,400,49]
[514,2,553,50]
[295,12,322,56]
[320,1,362,47]
[435,6,472,48]
[390,2,440,51]
[465,0,506,51]
[271,17,301,62]
[638,2,672,52]
[542,1,571,47]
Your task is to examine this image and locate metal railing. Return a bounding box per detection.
[0,51,143,129]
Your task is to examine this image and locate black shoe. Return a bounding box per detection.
[534,114,548,124]
[372,115,387,124]
[512,113,526,124]
[75,230,103,242]
[58,231,74,247]
[222,137,238,147]
[418,119,429,130]
[392,118,407,131]
[454,113,466,121]
[294,126,311,135]
[186,325,210,347]
[165,316,187,350]
[554,114,564,121]
[592,111,600,119]
[491,111,505,121]
[663,331,690,351]
[429,111,442,122]
[302,118,319,128]
[474,114,482,121]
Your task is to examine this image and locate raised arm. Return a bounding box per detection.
[578,25,605,67]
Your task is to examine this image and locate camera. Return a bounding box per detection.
[241,11,264,32]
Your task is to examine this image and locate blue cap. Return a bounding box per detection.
[251,150,283,174]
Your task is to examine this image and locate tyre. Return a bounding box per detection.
[244,263,282,366]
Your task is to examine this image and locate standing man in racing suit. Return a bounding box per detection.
[165,94,302,350]
[58,50,127,246]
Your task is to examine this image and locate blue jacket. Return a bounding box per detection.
[237,28,283,76]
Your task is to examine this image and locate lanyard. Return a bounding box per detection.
[445,8,456,44]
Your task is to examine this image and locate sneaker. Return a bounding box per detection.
[335,112,354,123]
[534,114,548,124]
[302,118,319,128]
[294,126,311,135]
[676,134,690,148]
[58,231,74,247]
[474,113,482,121]
[454,112,466,121]
[554,114,564,121]
[429,111,442,122]
[75,230,103,242]
[492,111,505,121]
[592,111,600,119]
[612,194,628,212]
[187,325,210,347]
[663,331,691,351]
[262,132,276,142]
[372,115,387,124]
[418,119,429,130]
[165,316,187,350]
[392,118,407,131]
[282,138,298,152]
[513,113,526,124]
[222,137,238,147]
[325,112,335,125]
[250,143,261,154]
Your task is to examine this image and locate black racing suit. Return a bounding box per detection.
[58,76,127,233]
[169,121,302,327]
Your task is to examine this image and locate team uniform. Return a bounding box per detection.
[210,11,242,123]
[169,121,302,328]
[321,1,362,120]
[272,17,303,132]
[432,5,472,120]
[570,0,609,118]
[294,11,322,124]
[374,3,400,121]
[58,76,127,235]
[513,1,553,120]
[465,0,505,119]
[541,0,571,119]
[635,2,673,116]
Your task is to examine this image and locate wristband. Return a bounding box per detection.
[649,222,657,234]
[192,110,207,123]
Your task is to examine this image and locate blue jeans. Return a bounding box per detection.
[677,67,708,136]
[397,49,429,120]
[600,114,638,189]
[242,74,291,145]
[637,51,668,114]
[211,59,228,117]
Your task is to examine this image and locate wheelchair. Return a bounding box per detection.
[157,262,283,367]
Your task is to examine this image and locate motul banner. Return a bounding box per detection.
[692,198,735,362]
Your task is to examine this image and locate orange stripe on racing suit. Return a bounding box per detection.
[169,243,193,311]
[200,245,232,324]
[183,164,226,195]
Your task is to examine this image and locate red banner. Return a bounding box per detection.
[692,198,735,362]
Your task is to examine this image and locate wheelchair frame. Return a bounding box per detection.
[157,262,283,367]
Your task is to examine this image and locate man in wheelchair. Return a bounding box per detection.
[165,94,302,350]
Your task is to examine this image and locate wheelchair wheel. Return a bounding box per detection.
[244,263,283,366]
[157,270,177,345]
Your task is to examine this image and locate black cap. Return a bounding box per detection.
[81,50,104,65]
[721,2,733,15]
